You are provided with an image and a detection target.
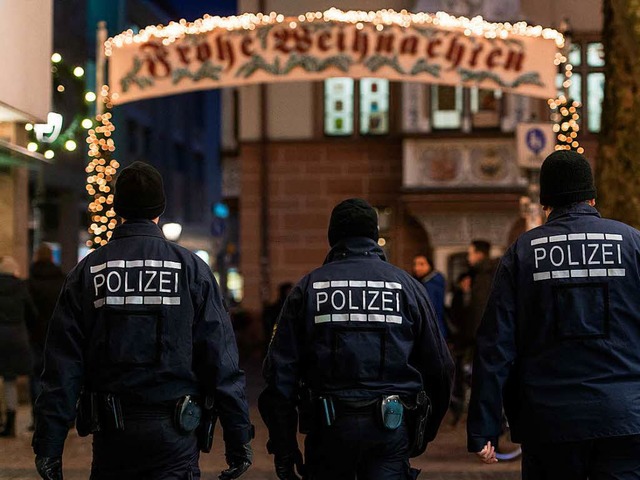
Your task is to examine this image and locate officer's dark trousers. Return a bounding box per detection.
[522,435,640,480]
[90,409,200,480]
[304,413,417,480]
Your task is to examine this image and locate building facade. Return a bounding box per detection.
[226,0,604,326]
[0,1,52,276]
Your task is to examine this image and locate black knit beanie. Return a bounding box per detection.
[539,150,596,207]
[328,198,379,247]
[114,161,166,219]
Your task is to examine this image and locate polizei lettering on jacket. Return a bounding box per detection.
[529,233,626,281]
[312,280,403,324]
[90,259,182,308]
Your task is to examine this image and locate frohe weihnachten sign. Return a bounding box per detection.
[105,9,563,105]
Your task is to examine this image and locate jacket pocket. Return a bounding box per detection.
[105,308,164,365]
[331,326,386,381]
[553,282,609,340]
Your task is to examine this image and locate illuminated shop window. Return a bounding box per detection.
[568,43,581,67]
[561,39,605,133]
[587,73,604,133]
[407,84,504,132]
[431,85,463,129]
[324,78,389,136]
[569,73,583,105]
[586,42,605,67]
[324,77,355,136]
[359,78,389,135]
[585,42,605,133]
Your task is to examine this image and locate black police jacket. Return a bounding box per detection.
[33,219,251,457]
[260,237,454,453]
[468,204,640,451]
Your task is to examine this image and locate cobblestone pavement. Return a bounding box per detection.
[0,359,521,479]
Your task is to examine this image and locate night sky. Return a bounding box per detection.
[164,0,237,21]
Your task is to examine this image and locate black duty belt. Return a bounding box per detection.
[335,397,379,415]
[77,391,200,436]
[118,401,175,417]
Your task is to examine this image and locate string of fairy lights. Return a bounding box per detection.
[89,9,583,248]
[104,8,565,53]
[85,86,118,249]
[549,50,583,153]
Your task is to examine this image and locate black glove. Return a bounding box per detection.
[219,443,252,479]
[35,456,63,480]
[274,449,306,480]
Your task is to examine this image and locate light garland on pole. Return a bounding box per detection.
[85,87,119,249]
[548,48,583,153]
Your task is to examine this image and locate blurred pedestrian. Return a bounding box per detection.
[262,282,293,355]
[468,151,640,476]
[33,162,253,480]
[466,240,497,342]
[260,198,454,480]
[449,272,473,349]
[0,256,37,437]
[27,244,65,429]
[412,253,447,339]
[448,272,473,425]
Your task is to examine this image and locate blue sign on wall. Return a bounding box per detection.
[517,123,554,169]
[526,128,546,155]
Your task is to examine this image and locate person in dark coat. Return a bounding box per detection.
[0,256,37,437]
[33,162,253,480]
[466,240,497,341]
[448,272,473,424]
[412,253,447,339]
[27,244,65,428]
[260,198,454,480]
[468,151,640,476]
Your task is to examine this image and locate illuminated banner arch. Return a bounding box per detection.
[106,8,564,105]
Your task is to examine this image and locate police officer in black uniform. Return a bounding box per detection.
[468,151,640,476]
[259,198,454,480]
[33,162,253,480]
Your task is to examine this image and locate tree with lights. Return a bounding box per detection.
[597,0,640,229]
[25,53,96,160]
[548,38,584,155]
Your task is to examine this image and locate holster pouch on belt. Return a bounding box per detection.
[197,396,217,453]
[174,395,202,435]
[76,391,101,437]
[105,393,125,431]
[380,395,403,430]
[408,391,431,458]
[318,396,336,427]
[76,392,123,435]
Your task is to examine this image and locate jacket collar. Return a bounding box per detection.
[323,237,386,265]
[419,269,439,283]
[547,203,601,223]
[111,219,165,240]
